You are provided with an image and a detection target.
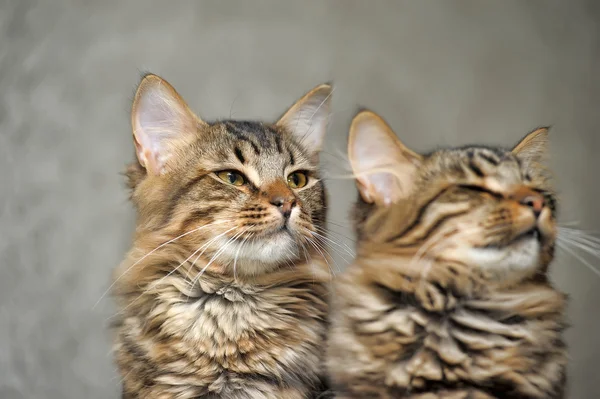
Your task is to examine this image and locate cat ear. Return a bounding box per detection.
[276,83,332,153]
[511,127,550,164]
[348,110,422,205]
[131,74,205,175]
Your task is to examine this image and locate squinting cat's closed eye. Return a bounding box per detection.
[457,184,502,197]
[327,110,567,399]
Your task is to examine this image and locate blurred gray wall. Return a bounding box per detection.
[1,1,599,398]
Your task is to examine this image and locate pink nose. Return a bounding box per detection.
[511,186,545,216]
[269,196,296,218]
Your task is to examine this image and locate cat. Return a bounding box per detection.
[112,74,334,399]
[326,110,568,398]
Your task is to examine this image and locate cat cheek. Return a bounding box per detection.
[537,208,556,240]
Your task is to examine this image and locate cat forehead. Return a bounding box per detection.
[218,121,307,155]
[217,121,282,150]
[426,146,525,188]
[192,121,313,173]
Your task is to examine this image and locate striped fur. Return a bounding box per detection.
[113,74,333,398]
[326,111,568,398]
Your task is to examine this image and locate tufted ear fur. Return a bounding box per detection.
[131,74,205,175]
[276,83,332,154]
[511,127,550,164]
[348,110,422,206]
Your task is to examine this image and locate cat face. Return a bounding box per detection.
[126,74,331,275]
[348,111,556,283]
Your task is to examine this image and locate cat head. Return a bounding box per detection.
[348,110,556,284]
[126,74,332,275]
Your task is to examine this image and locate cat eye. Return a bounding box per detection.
[216,170,246,186]
[287,171,308,189]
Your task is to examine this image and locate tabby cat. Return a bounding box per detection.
[112,74,333,398]
[326,110,568,398]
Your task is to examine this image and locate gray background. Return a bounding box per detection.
[1,1,599,398]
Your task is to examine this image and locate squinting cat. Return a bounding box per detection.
[112,74,334,398]
[326,110,567,398]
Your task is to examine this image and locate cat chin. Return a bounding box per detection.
[213,231,300,275]
[462,237,541,280]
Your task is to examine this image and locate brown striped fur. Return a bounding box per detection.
[326,111,567,398]
[112,74,334,398]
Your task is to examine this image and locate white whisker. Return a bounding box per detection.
[174,226,240,286]
[310,230,354,259]
[106,225,237,322]
[233,230,254,281]
[93,220,227,309]
[189,227,248,288]
[303,233,339,275]
[559,227,600,245]
[557,241,600,278]
[184,226,238,283]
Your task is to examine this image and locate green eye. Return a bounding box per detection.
[217,170,246,186]
[287,171,308,189]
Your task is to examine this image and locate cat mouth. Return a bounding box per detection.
[274,223,294,236]
[250,223,293,240]
[483,227,540,249]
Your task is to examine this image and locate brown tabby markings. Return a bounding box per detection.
[326,111,567,399]
[113,74,333,398]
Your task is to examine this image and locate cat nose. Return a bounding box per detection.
[511,186,545,217]
[270,196,296,218]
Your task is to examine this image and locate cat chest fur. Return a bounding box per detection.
[115,278,328,398]
[329,272,568,399]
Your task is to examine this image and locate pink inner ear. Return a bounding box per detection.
[351,134,420,205]
[276,84,332,153]
[132,80,199,175]
[352,135,403,204]
[357,170,404,205]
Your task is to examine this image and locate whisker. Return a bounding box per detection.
[321,172,360,181]
[324,218,352,229]
[311,234,349,267]
[559,227,600,245]
[557,241,600,278]
[183,226,239,283]
[106,226,238,322]
[302,232,339,275]
[320,147,352,172]
[233,230,254,282]
[558,227,600,260]
[314,224,356,244]
[297,87,336,147]
[310,230,354,258]
[559,236,600,257]
[189,227,249,288]
[93,220,227,309]
[299,239,312,266]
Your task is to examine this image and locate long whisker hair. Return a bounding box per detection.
[152,225,239,293]
[319,147,353,181]
[94,219,229,309]
[183,226,240,284]
[106,224,238,321]
[188,226,252,288]
[233,230,255,282]
[297,225,342,276]
[557,226,600,278]
[311,229,354,260]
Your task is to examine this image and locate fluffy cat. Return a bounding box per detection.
[326,110,568,398]
[112,74,334,399]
